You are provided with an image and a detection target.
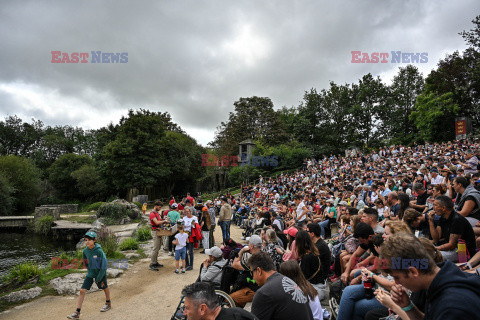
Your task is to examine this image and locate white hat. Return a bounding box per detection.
[205,246,223,258]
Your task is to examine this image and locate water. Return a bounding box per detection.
[0,231,78,277]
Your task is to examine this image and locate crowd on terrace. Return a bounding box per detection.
[167,140,480,320]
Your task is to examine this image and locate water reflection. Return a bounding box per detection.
[0,231,77,277]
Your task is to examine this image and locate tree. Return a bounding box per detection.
[384,66,424,144]
[48,153,94,200]
[70,164,107,201]
[410,92,459,142]
[0,173,15,215]
[210,97,288,156]
[0,155,42,214]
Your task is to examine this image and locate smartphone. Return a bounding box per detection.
[458,262,472,271]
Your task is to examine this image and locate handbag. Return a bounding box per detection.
[307,256,322,281]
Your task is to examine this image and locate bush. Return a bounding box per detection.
[136,226,152,241]
[119,238,139,251]
[132,201,142,210]
[34,215,54,235]
[97,203,129,225]
[86,202,105,212]
[6,261,43,283]
[96,228,118,258]
[0,173,14,216]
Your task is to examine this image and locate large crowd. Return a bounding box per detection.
[140,141,480,320]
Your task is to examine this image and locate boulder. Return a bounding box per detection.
[0,287,42,302]
[107,269,124,278]
[50,273,87,295]
[124,252,141,259]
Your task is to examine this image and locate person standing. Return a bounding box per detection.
[149,201,166,271]
[218,197,232,242]
[200,207,211,253]
[183,207,199,271]
[207,200,216,248]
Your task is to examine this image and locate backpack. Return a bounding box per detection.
[329,279,346,304]
[219,256,240,294]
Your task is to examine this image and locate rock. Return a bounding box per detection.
[132,195,148,204]
[107,269,124,278]
[50,273,86,295]
[0,287,42,302]
[124,252,140,259]
[76,239,86,250]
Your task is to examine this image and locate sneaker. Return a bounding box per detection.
[100,303,111,312]
[200,250,205,254]
[186,266,193,271]
[168,252,174,256]
[329,298,338,319]
[174,269,179,274]
[149,264,159,271]
[67,312,80,319]
[181,269,185,273]
[153,262,164,267]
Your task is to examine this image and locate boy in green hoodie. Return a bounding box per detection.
[67,231,111,319]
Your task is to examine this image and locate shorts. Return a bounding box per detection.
[81,275,108,290]
[175,247,186,260]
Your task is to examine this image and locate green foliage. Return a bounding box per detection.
[96,228,118,258]
[410,91,459,142]
[135,226,152,241]
[70,164,106,200]
[228,166,262,186]
[132,201,142,209]
[34,215,54,235]
[119,238,139,250]
[97,203,130,225]
[4,262,43,283]
[0,173,15,215]
[210,97,288,156]
[99,109,205,197]
[86,202,105,212]
[48,153,93,200]
[0,155,42,214]
[252,141,311,171]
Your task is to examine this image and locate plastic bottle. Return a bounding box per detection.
[364,278,374,299]
[458,240,468,263]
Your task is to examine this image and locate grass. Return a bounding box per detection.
[119,238,139,251]
[1,262,43,284]
[97,228,119,258]
[63,216,96,224]
[135,226,152,241]
[34,215,54,235]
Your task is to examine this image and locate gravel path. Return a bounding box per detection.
[1,223,245,320]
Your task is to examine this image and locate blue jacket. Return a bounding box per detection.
[425,260,480,319]
[83,243,107,281]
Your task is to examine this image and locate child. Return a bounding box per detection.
[142,202,147,215]
[172,222,188,274]
[67,231,111,319]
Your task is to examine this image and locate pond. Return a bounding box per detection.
[0,231,78,278]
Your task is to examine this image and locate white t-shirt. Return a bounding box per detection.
[183,216,198,232]
[296,201,306,221]
[309,295,324,320]
[175,232,189,250]
[430,175,443,185]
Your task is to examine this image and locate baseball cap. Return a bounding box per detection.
[171,203,178,208]
[85,231,97,239]
[205,246,222,258]
[202,207,208,212]
[283,227,298,237]
[248,235,263,247]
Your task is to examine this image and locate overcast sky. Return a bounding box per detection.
[1,0,479,146]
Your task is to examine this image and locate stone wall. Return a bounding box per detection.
[39,204,78,214]
[34,207,61,220]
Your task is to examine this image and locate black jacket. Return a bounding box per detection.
[425,260,480,319]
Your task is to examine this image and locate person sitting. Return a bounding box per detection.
[248,252,314,320]
[381,233,480,319]
[429,195,476,262]
[279,260,324,320]
[200,246,227,288]
[361,207,384,234]
[181,282,258,320]
[262,229,284,270]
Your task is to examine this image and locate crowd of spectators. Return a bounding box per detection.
[179,140,480,319]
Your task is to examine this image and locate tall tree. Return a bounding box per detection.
[210,97,288,155]
[384,65,424,144]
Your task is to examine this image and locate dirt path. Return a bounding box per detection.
[1,223,245,320]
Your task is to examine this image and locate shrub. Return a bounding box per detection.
[97,203,129,225]
[86,202,105,212]
[7,261,43,283]
[96,228,118,258]
[34,215,54,235]
[119,238,139,251]
[136,226,152,241]
[0,173,14,216]
[133,201,142,210]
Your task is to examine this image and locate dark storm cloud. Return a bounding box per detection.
[0,0,479,145]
